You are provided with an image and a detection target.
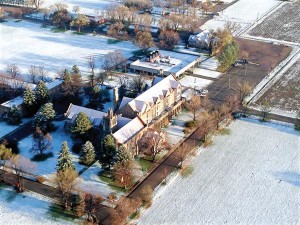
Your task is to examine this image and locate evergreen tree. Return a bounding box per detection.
[79,141,95,165]
[23,85,37,114]
[35,81,50,105]
[32,112,48,133]
[39,103,56,121]
[7,105,22,125]
[33,103,56,133]
[99,135,117,171]
[71,112,92,140]
[62,69,73,95]
[89,86,104,110]
[72,65,80,74]
[218,41,239,72]
[57,141,76,172]
[116,145,132,163]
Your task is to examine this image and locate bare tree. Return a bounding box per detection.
[82,193,104,224]
[72,5,80,14]
[29,0,44,9]
[260,100,271,122]
[135,31,154,52]
[117,75,128,87]
[55,169,79,210]
[185,93,201,121]
[6,155,36,192]
[28,65,39,84]
[6,64,20,80]
[225,20,242,35]
[138,129,169,162]
[238,81,252,103]
[38,65,49,82]
[31,127,52,155]
[196,111,214,142]
[88,56,96,86]
[130,76,145,93]
[175,142,193,168]
[113,160,134,189]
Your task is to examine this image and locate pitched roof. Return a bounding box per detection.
[112,117,145,144]
[65,104,132,129]
[118,97,133,110]
[127,75,181,113]
[65,104,106,126]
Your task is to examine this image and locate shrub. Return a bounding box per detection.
[36,176,47,183]
[185,120,196,128]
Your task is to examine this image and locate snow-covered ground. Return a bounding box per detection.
[179,75,212,91]
[193,67,222,79]
[76,161,123,198]
[201,0,281,34]
[138,118,300,225]
[43,0,120,16]
[198,56,219,71]
[0,185,77,225]
[17,121,85,178]
[0,20,138,82]
[0,118,31,138]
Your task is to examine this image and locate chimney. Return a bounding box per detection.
[113,86,119,110]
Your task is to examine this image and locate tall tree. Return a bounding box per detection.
[89,86,104,111]
[57,141,76,172]
[71,112,92,140]
[185,93,201,121]
[31,127,52,155]
[100,134,117,170]
[35,81,50,105]
[130,76,145,93]
[70,14,90,33]
[80,141,96,165]
[113,160,134,189]
[159,30,179,50]
[138,129,169,162]
[23,86,36,109]
[55,169,79,210]
[135,31,154,52]
[6,105,22,125]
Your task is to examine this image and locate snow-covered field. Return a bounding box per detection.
[201,0,280,34]
[17,121,84,178]
[255,53,300,115]
[0,20,138,81]
[138,119,300,225]
[43,0,120,16]
[0,185,77,225]
[248,1,300,44]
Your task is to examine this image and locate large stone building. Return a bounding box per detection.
[64,75,184,155]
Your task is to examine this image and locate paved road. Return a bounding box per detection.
[0,169,60,200]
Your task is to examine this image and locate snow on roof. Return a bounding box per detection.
[1,96,24,108]
[127,75,181,113]
[118,97,133,110]
[189,30,211,45]
[152,76,164,86]
[65,104,107,127]
[45,79,63,90]
[65,104,132,128]
[112,117,145,144]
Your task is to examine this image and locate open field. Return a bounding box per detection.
[249,1,300,44]
[208,38,292,104]
[256,55,300,113]
[201,0,280,34]
[0,184,77,225]
[0,20,138,82]
[138,118,300,225]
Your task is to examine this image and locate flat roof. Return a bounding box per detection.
[131,50,200,75]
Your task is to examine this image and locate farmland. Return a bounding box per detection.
[249,1,300,44]
[138,119,300,225]
[256,55,300,114]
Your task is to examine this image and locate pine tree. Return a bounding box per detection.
[57,141,76,172]
[23,85,37,114]
[100,135,117,171]
[7,105,22,125]
[71,112,92,140]
[35,81,50,105]
[62,69,73,95]
[116,145,132,163]
[72,65,80,74]
[79,141,95,165]
[39,103,56,121]
[33,112,48,133]
[89,86,104,110]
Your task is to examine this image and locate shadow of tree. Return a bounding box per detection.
[274,171,300,187]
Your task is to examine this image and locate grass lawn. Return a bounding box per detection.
[136,157,153,172]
